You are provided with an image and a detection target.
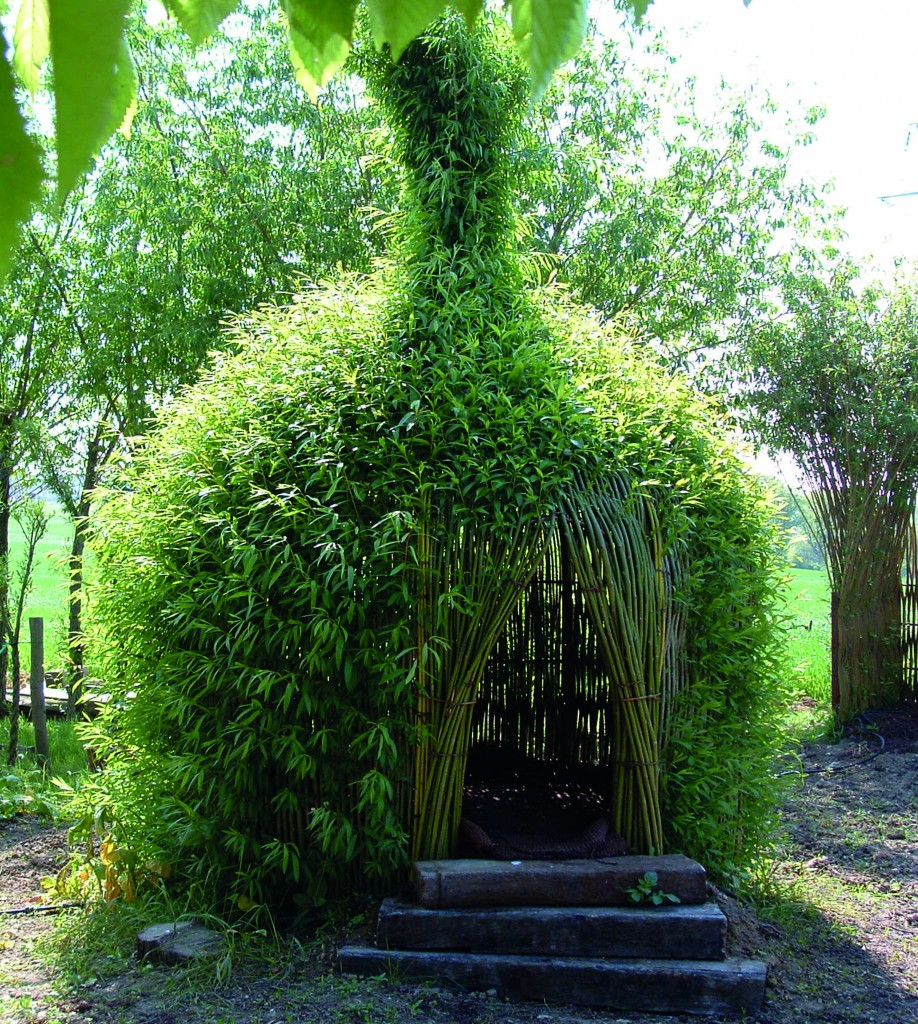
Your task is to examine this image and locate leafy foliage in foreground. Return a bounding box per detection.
[84,17,785,913]
[2,0,665,276]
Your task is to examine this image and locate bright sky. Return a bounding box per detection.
[636,0,918,270]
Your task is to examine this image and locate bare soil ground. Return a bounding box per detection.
[1,709,916,1024]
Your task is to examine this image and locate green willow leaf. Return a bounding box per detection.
[0,42,44,277]
[105,35,138,140]
[511,0,588,98]
[13,0,50,94]
[161,0,241,45]
[48,0,132,199]
[626,0,654,20]
[284,0,357,100]
[449,0,485,27]
[365,0,447,61]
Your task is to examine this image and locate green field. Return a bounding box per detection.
[7,503,73,668]
[781,566,832,718]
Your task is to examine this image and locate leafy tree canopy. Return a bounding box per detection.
[0,4,399,706]
[730,250,918,716]
[0,0,756,278]
[520,30,830,364]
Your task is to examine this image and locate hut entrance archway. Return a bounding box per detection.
[410,478,675,864]
[461,529,626,858]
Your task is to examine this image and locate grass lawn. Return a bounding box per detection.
[781,566,832,734]
[7,503,73,669]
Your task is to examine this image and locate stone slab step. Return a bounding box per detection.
[412,855,707,908]
[137,920,227,965]
[377,898,726,960]
[339,946,766,1017]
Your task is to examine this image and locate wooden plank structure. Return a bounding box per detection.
[17,681,110,719]
[376,900,727,960]
[10,648,110,721]
[18,686,71,718]
[340,856,767,1017]
[412,855,706,908]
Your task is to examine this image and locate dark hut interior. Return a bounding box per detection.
[460,532,635,860]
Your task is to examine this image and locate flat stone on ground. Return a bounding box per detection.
[137,920,227,965]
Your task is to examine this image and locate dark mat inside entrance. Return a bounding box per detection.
[460,744,628,860]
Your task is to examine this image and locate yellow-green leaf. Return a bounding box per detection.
[511,0,588,98]
[0,42,44,277]
[161,0,241,46]
[284,0,356,101]
[365,0,447,61]
[286,0,358,40]
[49,0,132,199]
[13,0,50,94]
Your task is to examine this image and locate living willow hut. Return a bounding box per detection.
[86,17,785,912]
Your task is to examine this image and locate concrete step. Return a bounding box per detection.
[339,946,766,1017]
[377,898,726,960]
[412,854,707,908]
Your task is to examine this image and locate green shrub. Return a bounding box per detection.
[548,297,792,885]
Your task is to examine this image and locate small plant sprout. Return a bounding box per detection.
[626,871,681,907]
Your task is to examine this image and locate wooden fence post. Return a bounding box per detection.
[29,617,50,767]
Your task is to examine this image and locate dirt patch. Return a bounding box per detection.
[1,712,917,1023]
[0,817,75,1022]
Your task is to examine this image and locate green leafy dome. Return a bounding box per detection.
[85,15,786,911]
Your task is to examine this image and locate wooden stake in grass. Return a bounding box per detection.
[29,618,49,767]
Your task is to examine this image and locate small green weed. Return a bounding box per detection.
[625,871,680,907]
[0,768,57,817]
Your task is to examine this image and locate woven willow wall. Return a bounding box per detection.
[472,531,614,766]
[900,523,918,704]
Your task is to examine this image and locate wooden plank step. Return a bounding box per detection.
[412,855,707,908]
[338,947,766,1017]
[377,898,726,960]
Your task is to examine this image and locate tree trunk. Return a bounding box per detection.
[66,430,102,716]
[6,632,20,766]
[29,617,49,766]
[833,560,904,721]
[0,449,11,712]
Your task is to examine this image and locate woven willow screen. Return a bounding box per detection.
[897,523,918,704]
